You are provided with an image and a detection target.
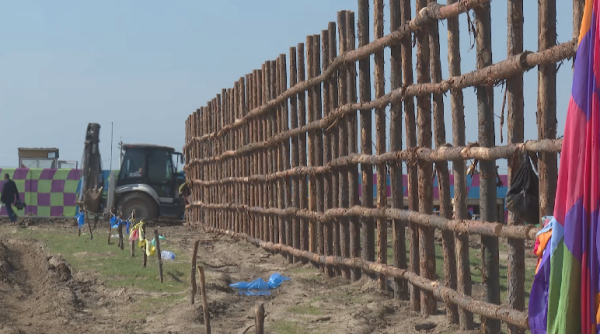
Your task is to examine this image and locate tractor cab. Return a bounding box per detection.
[115,144,185,219]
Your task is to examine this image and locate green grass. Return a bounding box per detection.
[12,227,191,294]
[384,237,535,304]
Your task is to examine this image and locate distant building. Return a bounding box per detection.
[17,147,77,169]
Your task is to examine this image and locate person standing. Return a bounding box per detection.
[1,173,20,223]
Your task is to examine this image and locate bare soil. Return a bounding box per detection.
[0,218,528,334]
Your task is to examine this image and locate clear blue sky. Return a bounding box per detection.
[0,0,573,174]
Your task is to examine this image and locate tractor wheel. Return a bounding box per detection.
[117,192,158,220]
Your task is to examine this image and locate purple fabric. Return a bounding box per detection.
[37,193,50,206]
[63,193,76,205]
[39,169,56,180]
[51,180,65,192]
[50,206,63,216]
[529,241,552,333]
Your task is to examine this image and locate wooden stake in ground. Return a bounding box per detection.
[142,224,147,268]
[255,302,265,334]
[84,208,93,240]
[117,219,124,251]
[191,240,200,305]
[198,266,211,334]
[154,229,164,283]
[130,211,135,257]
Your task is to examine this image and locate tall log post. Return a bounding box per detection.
[400,0,420,312]
[507,1,525,333]
[358,0,375,271]
[415,0,436,316]
[374,0,387,292]
[312,35,325,268]
[289,48,301,263]
[297,45,310,261]
[447,0,473,329]
[306,36,317,259]
[275,58,286,249]
[280,54,293,263]
[346,11,361,282]
[337,10,351,280]
[428,0,458,323]
[389,0,408,301]
[328,23,342,277]
[474,3,501,333]
[322,28,335,278]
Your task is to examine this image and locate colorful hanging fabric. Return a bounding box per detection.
[76,211,85,228]
[529,1,600,332]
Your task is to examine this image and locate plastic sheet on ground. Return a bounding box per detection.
[229,273,290,296]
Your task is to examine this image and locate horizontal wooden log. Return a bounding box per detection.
[184,40,574,168]
[188,202,540,240]
[192,139,562,185]
[183,0,490,149]
[203,225,529,329]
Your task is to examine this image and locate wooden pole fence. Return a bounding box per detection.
[182,0,578,331]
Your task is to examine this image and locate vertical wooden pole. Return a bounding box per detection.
[249,72,257,238]
[306,35,317,259]
[244,74,251,237]
[264,64,272,242]
[328,23,342,277]
[358,0,375,268]
[233,83,240,233]
[298,45,309,260]
[260,65,268,242]
[447,0,473,329]
[229,88,236,232]
[217,94,224,230]
[507,1,525,333]
[313,34,325,268]
[358,0,375,269]
[280,55,292,263]
[389,0,408,301]
[199,109,203,225]
[118,221,124,251]
[290,48,301,263]
[276,58,285,247]
[269,61,279,243]
[373,0,387,292]
[574,0,585,41]
[428,0,457,322]
[400,0,420,312]
[415,0,436,316]
[257,68,264,240]
[322,28,334,278]
[202,106,209,228]
[191,239,200,305]
[254,302,265,334]
[85,210,93,240]
[155,229,164,283]
[241,78,248,235]
[538,0,557,218]
[337,10,351,280]
[474,3,500,333]
[346,11,361,283]
[142,225,147,268]
[198,266,211,334]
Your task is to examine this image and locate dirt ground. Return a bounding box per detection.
[0,217,534,334]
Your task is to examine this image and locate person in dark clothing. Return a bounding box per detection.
[1,174,20,223]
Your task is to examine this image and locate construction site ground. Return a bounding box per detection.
[0,218,537,334]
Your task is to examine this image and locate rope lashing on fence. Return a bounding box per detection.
[183,41,575,169]
[188,201,539,240]
[182,0,491,151]
[202,225,529,329]
[190,139,563,186]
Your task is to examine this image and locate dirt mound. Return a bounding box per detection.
[0,238,115,333]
